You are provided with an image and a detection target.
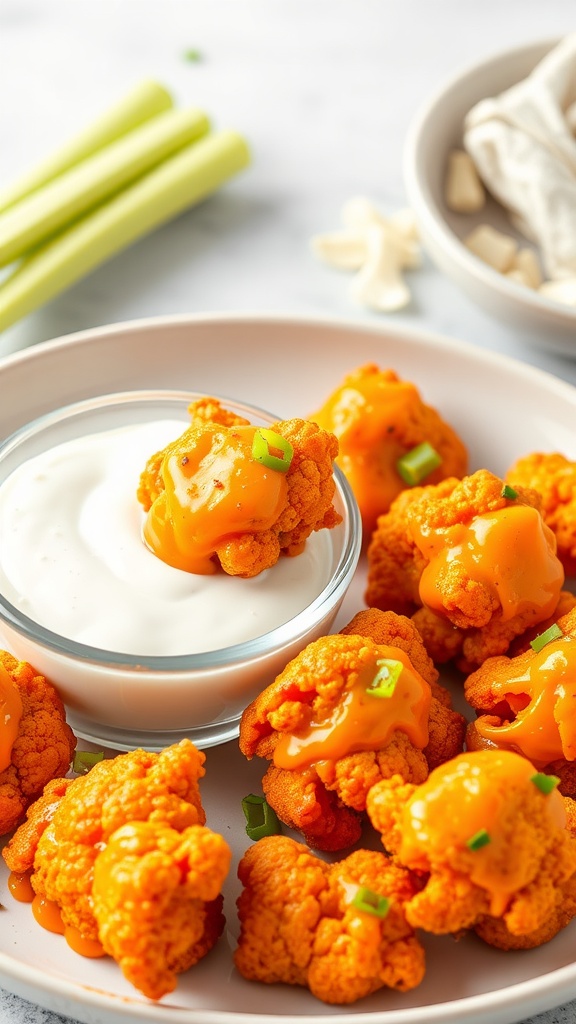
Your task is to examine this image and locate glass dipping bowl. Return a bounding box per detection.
[0,390,361,751]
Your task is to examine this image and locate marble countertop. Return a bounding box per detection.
[1,1,576,1022]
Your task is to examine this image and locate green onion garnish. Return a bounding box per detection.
[251,428,294,473]
[466,828,491,851]
[396,442,442,486]
[366,658,403,698]
[241,794,281,841]
[530,623,563,653]
[501,484,518,500]
[72,750,104,775]
[531,772,561,795]
[351,886,391,919]
[183,49,203,62]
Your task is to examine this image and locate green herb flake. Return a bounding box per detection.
[183,49,203,63]
[251,428,294,473]
[396,442,442,486]
[531,772,561,795]
[466,828,491,851]
[242,793,281,841]
[72,750,104,775]
[351,886,391,919]
[366,658,403,698]
[530,622,563,654]
[501,484,518,500]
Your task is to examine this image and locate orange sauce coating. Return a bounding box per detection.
[7,870,34,902]
[400,750,566,915]
[8,871,105,958]
[272,646,431,770]
[312,374,425,531]
[0,663,23,773]
[413,505,563,622]
[143,424,289,573]
[475,636,576,765]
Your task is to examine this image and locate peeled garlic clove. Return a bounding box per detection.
[445,149,486,212]
[340,196,385,231]
[310,231,368,270]
[464,224,518,272]
[511,248,542,288]
[389,207,420,241]
[350,224,410,311]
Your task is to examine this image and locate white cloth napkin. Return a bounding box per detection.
[463,34,576,279]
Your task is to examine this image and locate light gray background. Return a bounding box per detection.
[1,1,576,1022]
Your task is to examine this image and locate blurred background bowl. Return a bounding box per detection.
[404,38,576,359]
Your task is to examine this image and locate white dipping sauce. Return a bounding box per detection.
[0,420,335,656]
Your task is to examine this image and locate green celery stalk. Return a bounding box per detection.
[0,80,173,214]
[0,107,210,267]
[0,130,250,333]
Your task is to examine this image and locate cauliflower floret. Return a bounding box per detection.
[367,750,576,949]
[310,363,468,536]
[366,469,565,669]
[93,820,230,1000]
[0,650,76,836]
[3,740,206,940]
[465,606,576,798]
[507,452,576,576]
[239,615,465,851]
[138,398,341,578]
[235,834,425,1003]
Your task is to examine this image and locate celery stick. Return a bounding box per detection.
[0,107,210,267]
[0,130,250,333]
[0,80,173,214]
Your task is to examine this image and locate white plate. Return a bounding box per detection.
[1,313,576,1024]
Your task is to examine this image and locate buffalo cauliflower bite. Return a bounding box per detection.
[2,740,230,999]
[235,834,425,1003]
[92,820,230,1000]
[310,363,468,536]
[0,650,75,836]
[138,396,341,578]
[507,452,576,576]
[366,469,565,670]
[465,606,576,798]
[239,615,465,851]
[367,750,576,949]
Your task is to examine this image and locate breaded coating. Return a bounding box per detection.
[235,835,425,1003]
[465,606,576,798]
[138,397,341,578]
[310,364,468,536]
[239,619,465,851]
[3,740,206,940]
[366,469,565,669]
[0,650,76,836]
[507,452,576,576]
[93,820,230,1000]
[367,750,576,948]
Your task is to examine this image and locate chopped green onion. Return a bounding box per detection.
[530,623,563,653]
[72,750,104,775]
[466,828,491,851]
[183,49,203,62]
[251,428,294,473]
[501,484,518,500]
[241,794,281,841]
[531,772,560,795]
[396,442,442,486]
[351,886,391,919]
[366,658,403,698]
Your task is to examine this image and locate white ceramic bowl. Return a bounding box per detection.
[0,388,361,752]
[404,38,576,358]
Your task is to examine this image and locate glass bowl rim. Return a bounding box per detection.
[0,388,362,672]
